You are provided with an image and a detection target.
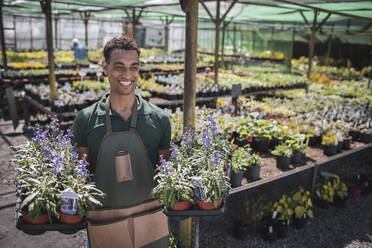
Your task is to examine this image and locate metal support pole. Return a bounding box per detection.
[214,0,221,85]
[54,15,58,50]
[289,24,295,72]
[0,0,8,70]
[307,11,318,79]
[30,17,33,50]
[40,0,57,102]
[325,25,334,66]
[233,23,236,54]
[13,15,17,50]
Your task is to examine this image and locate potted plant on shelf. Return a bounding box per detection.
[245,152,262,181]
[271,143,293,170]
[321,131,339,156]
[272,194,294,239]
[291,187,313,229]
[230,147,249,188]
[13,119,105,224]
[286,134,309,164]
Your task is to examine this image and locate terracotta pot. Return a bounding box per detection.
[22,212,48,224]
[168,201,192,211]
[59,212,82,224]
[195,198,222,210]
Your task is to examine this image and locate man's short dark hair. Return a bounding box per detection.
[103,36,140,62]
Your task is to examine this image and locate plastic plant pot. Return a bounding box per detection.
[293,217,308,229]
[195,198,222,210]
[59,212,82,224]
[323,145,338,156]
[360,133,372,144]
[168,201,193,211]
[276,156,291,170]
[230,171,244,188]
[342,139,351,150]
[291,150,303,164]
[254,140,270,153]
[245,166,261,181]
[22,212,48,224]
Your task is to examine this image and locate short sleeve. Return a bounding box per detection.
[72,110,88,147]
[158,114,171,150]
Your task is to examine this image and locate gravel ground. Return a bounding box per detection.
[0,119,371,248]
[216,193,372,248]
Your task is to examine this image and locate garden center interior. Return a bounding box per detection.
[0,1,372,248]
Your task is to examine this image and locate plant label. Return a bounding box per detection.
[61,191,79,215]
[269,226,273,233]
[231,84,242,97]
[272,211,277,219]
[316,191,321,198]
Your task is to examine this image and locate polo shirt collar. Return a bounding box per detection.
[96,92,143,116]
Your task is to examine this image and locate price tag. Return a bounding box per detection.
[272,211,278,219]
[61,191,79,215]
[316,191,321,198]
[231,84,242,97]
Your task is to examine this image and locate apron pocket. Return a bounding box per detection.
[115,150,133,182]
[88,217,134,248]
[133,208,169,248]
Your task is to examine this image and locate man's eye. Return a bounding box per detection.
[130,67,138,71]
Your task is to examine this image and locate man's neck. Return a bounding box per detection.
[109,92,135,120]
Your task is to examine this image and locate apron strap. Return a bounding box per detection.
[105,95,138,134]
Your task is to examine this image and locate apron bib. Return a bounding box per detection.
[87,96,169,248]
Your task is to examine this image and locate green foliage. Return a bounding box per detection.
[271,143,293,157]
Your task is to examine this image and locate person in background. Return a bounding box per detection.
[72,38,87,61]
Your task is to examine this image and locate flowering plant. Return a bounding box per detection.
[153,113,231,209]
[13,119,104,223]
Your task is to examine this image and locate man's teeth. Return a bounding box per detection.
[120,81,132,86]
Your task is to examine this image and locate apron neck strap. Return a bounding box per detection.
[105,95,138,134]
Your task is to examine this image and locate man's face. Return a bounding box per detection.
[102,49,140,97]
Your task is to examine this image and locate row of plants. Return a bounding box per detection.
[292,56,371,81]
[13,119,104,224]
[235,172,372,242]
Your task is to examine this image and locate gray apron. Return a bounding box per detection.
[87,96,169,248]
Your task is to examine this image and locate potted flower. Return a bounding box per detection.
[230,147,249,187]
[286,134,309,164]
[152,155,195,211]
[272,194,294,239]
[271,143,293,170]
[291,187,313,229]
[321,131,339,156]
[13,119,104,224]
[245,153,262,181]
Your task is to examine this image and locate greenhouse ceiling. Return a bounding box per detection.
[2,0,372,44]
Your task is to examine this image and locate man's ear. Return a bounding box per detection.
[102,60,108,76]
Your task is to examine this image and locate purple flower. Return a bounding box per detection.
[53,157,64,175]
[77,159,89,177]
[201,132,212,148]
[212,151,222,166]
[158,158,169,174]
[170,146,179,159]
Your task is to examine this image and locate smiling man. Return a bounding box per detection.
[72,36,171,248]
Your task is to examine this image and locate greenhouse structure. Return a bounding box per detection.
[0,1,372,248]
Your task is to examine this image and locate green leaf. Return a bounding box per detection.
[20,191,38,210]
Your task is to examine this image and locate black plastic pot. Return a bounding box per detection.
[349,130,360,141]
[230,171,244,188]
[261,225,276,242]
[293,217,308,229]
[254,139,270,153]
[276,156,291,170]
[343,139,351,150]
[360,133,372,144]
[323,145,338,156]
[337,141,344,153]
[245,166,260,181]
[291,150,304,164]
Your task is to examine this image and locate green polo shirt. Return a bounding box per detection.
[72,93,171,173]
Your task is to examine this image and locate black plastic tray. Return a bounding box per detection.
[16,216,87,235]
[164,198,228,217]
